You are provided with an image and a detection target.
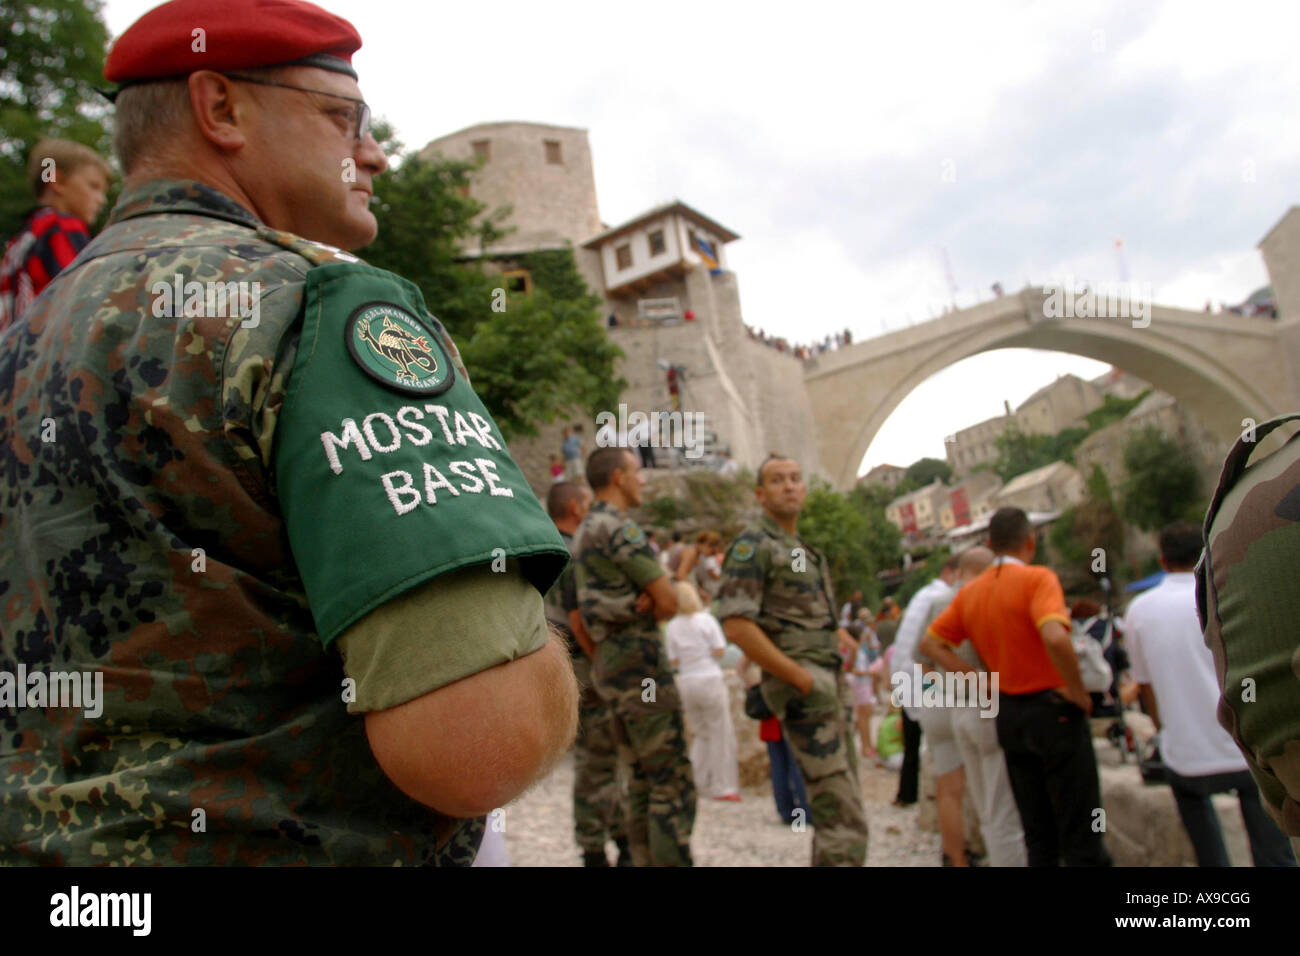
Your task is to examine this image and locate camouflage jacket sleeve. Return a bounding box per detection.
[1198,412,1300,837]
[608,520,665,590]
[715,530,770,624]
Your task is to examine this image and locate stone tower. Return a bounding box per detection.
[419,121,602,256]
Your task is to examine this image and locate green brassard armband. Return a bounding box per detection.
[274,261,568,644]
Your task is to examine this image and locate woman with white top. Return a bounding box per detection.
[666,581,741,801]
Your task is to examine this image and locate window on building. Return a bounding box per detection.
[501,269,532,294]
[649,229,666,256]
[615,244,632,270]
[544,139,562,165]
[472,139,490,162]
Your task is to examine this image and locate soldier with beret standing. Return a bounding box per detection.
[0,0,576,865]
[573,446,696,865]
[716,454,869,866]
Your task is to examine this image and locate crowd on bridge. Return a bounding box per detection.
[745,323,853,362]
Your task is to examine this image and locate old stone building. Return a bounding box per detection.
[859,463,907,492]
[946,404,1016,477]
[1073,390,1225,496]
[1015,373,1104,437]
[419,120,823,495]
[991,461,1086,515]
[884,479,950,540]
[938,469,1002,530]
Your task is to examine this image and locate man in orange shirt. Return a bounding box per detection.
[919,507,1111,866]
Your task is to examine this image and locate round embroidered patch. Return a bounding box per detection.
[622,523,645,545]
[346,301,455,396]
[731,540,755,562]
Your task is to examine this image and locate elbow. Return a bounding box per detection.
[364,640,578,817]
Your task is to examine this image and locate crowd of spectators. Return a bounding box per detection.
[745,324,854,361]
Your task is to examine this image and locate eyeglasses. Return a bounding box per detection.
[221,73,372,142]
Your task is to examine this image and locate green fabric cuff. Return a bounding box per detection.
[338,561,548,713]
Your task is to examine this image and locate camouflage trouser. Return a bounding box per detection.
[572,655,627,853]
[593,632,697,867]
[762,663,869,867]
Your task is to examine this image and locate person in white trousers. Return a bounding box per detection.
[919,547,1027,867]
[666,581,741,801]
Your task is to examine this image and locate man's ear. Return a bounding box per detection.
[187,71,249,152]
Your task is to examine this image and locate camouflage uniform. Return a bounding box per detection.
[543,529,627,858]
[573,499,695,866]
[0,179,564,865]
[716,513,868,866]
[1197,412,1300,856]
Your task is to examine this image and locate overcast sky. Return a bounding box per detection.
[104,0,1299,475]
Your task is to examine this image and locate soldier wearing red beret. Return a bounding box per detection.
[0,0,577,866]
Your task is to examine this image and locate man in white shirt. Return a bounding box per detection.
[1126,522,1296,867]
[889,556,959,805]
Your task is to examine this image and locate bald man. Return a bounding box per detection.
[918,546,1026,866]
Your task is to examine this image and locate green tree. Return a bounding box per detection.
[852,482,896,511]
[993,425,1088,482]
[362,154,504,340]
[1,0,114,237]
[1084,389,1151,431]
[363,154,624,441]
[904,456,952,488]
[455,278,624,441]
[1119,427,1203,531]
[895,547,952,608]
[1048,465,1126,591]
[799,479,901,606]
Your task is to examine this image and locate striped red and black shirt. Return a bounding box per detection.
[0,206,91,332]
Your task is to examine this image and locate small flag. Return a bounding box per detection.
[694,236,722,274]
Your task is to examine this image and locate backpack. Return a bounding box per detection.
[1070,615,1114,694]
[1197,411,1300,837]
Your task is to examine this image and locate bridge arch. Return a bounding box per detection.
[804,290,1293,489]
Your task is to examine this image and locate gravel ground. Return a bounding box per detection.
[501,750,941,867]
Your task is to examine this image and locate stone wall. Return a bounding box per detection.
[420,121,602,256]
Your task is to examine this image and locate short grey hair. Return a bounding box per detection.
[112,68,289,174]
[113,80,192,173]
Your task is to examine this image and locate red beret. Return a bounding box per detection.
[105,0,362,86]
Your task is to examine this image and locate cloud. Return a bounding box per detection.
[101,0,1297,475]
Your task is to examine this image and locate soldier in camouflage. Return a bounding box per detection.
[0,0,576,866]
[716,454,868,866]
[1197,412,1300,859]
[573,447,696,866]
[543,480,631,866]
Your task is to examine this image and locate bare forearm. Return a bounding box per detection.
[918,634,976,675]
[722,617,806,688]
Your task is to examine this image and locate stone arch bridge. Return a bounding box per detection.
[804,287,1300,489]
